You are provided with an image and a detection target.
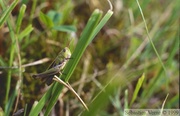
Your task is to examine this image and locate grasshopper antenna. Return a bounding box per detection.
[66,37,74,48]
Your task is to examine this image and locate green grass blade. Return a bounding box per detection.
[62,9,103,81]
[23,104,28,116]
[53,25,76,33]
[87,10,113,45]
[130,73,145,107]
[0,0,19,108]
[62,9,113,82]
[0,0,19,28]
[4,90,17,116]
[16,4,26,34]
[18,24,34,41]
[141,29,179,102]
[5,12,16,111]
[136,0,167,75]
[29,0,37,23]
[124,89,129,109]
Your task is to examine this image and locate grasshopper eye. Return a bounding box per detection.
[62,48,66,52]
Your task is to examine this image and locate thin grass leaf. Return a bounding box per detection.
[29,0,37,23]
[16,4,26,34]
[5,4,30,114]
[62,9,103,82]
[1,1,18,109]
[141,30,178,100]
[23,104,28,116]
[130,73,145,107]
[0,0,19,28]
[5,27,15,108]
[136,0,167,75]
[53,25,76,33]
[4,90,16,116]
[18,25,33,41]
[87,10,113,45]
[0,0,18,107]
[124,89,129,109]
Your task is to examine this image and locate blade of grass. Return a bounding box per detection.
[23,104,28,116]
[18,24,33,41]
[39,11,54,28]
[29,0,37,23]
[0,0,19,28]
[136,0,167,75]
[130,73,145,107]
[13,4,28,113]
[124,89,129,109]
[0,0,19,109]
[141,28,179,101]
[5,23,16,108]
[62,9,113,82]
[16,4,26,33]
[53,25,76,33]
[4,90,16,116]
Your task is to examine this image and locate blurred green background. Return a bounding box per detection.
[0,0,179,115]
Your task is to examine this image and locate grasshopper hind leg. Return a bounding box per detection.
[45,76,54,85]
[32,74,54,85]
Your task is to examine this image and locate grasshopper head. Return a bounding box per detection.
[62,47,71,59]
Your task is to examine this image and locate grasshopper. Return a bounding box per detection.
[32,47,71,85]
[32,47,89,111]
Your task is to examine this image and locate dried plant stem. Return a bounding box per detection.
[53,75,89,111]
